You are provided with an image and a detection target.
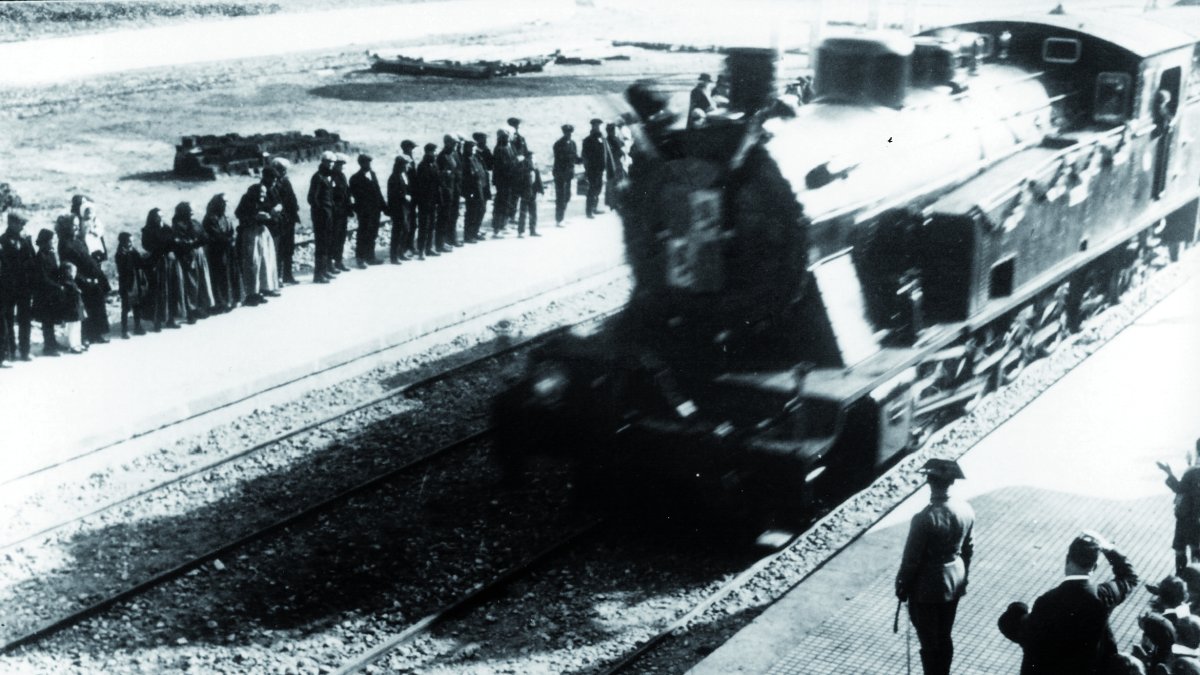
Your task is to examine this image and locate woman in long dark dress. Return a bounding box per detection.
[202,193,242,313]
[141,208,187,330]
[30,229,65,356]
[172,201,215,321]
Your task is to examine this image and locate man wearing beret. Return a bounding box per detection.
[552,124,579,226]
[0,212,35,363]
[895,458,974,675]
[581,117,614,219]
[999,531,1138,674]
[350,154,386,268]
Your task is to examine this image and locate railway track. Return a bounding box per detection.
[0,309,618,655]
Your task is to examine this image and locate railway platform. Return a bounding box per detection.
[691,274,1200,675]
[0,213,625,484]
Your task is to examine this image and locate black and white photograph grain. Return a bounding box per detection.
[1,0,1199,672]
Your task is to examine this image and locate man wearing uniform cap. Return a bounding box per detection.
[436,134,461,252]
[0,212,35,364]
[581,118,614,219]
[895,458,974,675]
[349,153,386,268]
[552,124,580,226]
[491,129,517,237]
[307,151,337,282]
[330,154,353,274]
[999,530,1138,674]
[460,140,490,244]
[412,143,442,259]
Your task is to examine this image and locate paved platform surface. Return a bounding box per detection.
[693,273,1200,674]
[0,213,625,484]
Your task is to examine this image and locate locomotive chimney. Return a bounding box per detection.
[725,47,779,114]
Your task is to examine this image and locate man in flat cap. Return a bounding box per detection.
[307,151,336,283]
[1158,440,1200,573]
[552,124,580,226]
[413,143,442,259]
[399,140,420,256]
[581,118,614,219]
[350,153,386,268]
[386,154,413,264]
[689,73,716,130]
[460,140,490,244]
[330,154,353,274]
[895,458,974,675]
[436,134,461,252]
[0,212,35,363]
[507,117,528,222]
[999,531,1138,675]
[491,129,517,238]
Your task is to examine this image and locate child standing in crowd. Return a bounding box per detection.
[60,261,85,354]
[115,232,147,339]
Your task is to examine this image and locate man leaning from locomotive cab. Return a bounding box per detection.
[896,459,974,675]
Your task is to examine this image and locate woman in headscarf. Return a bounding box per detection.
[202,193,242,313]
[172,201,215,321]
[56,214,111,344]
[30,228,65,356]
[140,208,187,330]
[233,182,280,306]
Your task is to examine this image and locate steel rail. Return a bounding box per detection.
[0,428,495,655]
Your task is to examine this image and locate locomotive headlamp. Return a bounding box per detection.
[531,363,569,404]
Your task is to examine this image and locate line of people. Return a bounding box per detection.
[0,116,633,366]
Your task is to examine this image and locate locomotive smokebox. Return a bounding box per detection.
[725,47,778,114]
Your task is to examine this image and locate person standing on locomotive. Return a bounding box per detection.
[552,124,579,227]
[1153,88,1176,201]
[687,73,715,130]
[581,118,613,219]
[895,459,974,675]
[1158,440,1200,573]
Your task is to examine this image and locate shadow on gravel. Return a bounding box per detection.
[120,170,213,183]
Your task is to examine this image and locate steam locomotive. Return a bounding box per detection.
[493,7,1200,529]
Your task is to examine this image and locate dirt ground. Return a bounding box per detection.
[0,18,737,260]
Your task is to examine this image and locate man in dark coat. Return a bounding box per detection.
[57,215,111,343]
[413,143,442,260]
[399,140,420,255]
[895,459,974,675]
[513,149,544,238]
[999,532,1139,675]
[349,153,386,268]
[0,212,35,362]
[30,228,65,354]
[330,154,353,273]
[1159,440,1200,572]
[552,124,579,227]
[581,118,614,218]
[507,117,528,221]
[386,154,413,264]
[688,73,715,129]
[436,134,461,252]
[473,132,494,173]
[491,129,517,237]
[460,140,491,244]
[270,157,301,285]
[308,151,336,283]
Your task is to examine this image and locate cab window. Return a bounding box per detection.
[1094,72,1132,124]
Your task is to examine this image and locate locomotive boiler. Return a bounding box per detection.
[493,8,1200,530]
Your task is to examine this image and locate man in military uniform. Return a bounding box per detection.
[436,134,461,252]
[307,151,336,283]
[0,212,35,363]
[413,143,442,260]
[581,118,613,218]
[1158,439,1200,572]
[349,154,386,268]
[895,458,975,675]
[552,124,579,227]
[491,129,517,237]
